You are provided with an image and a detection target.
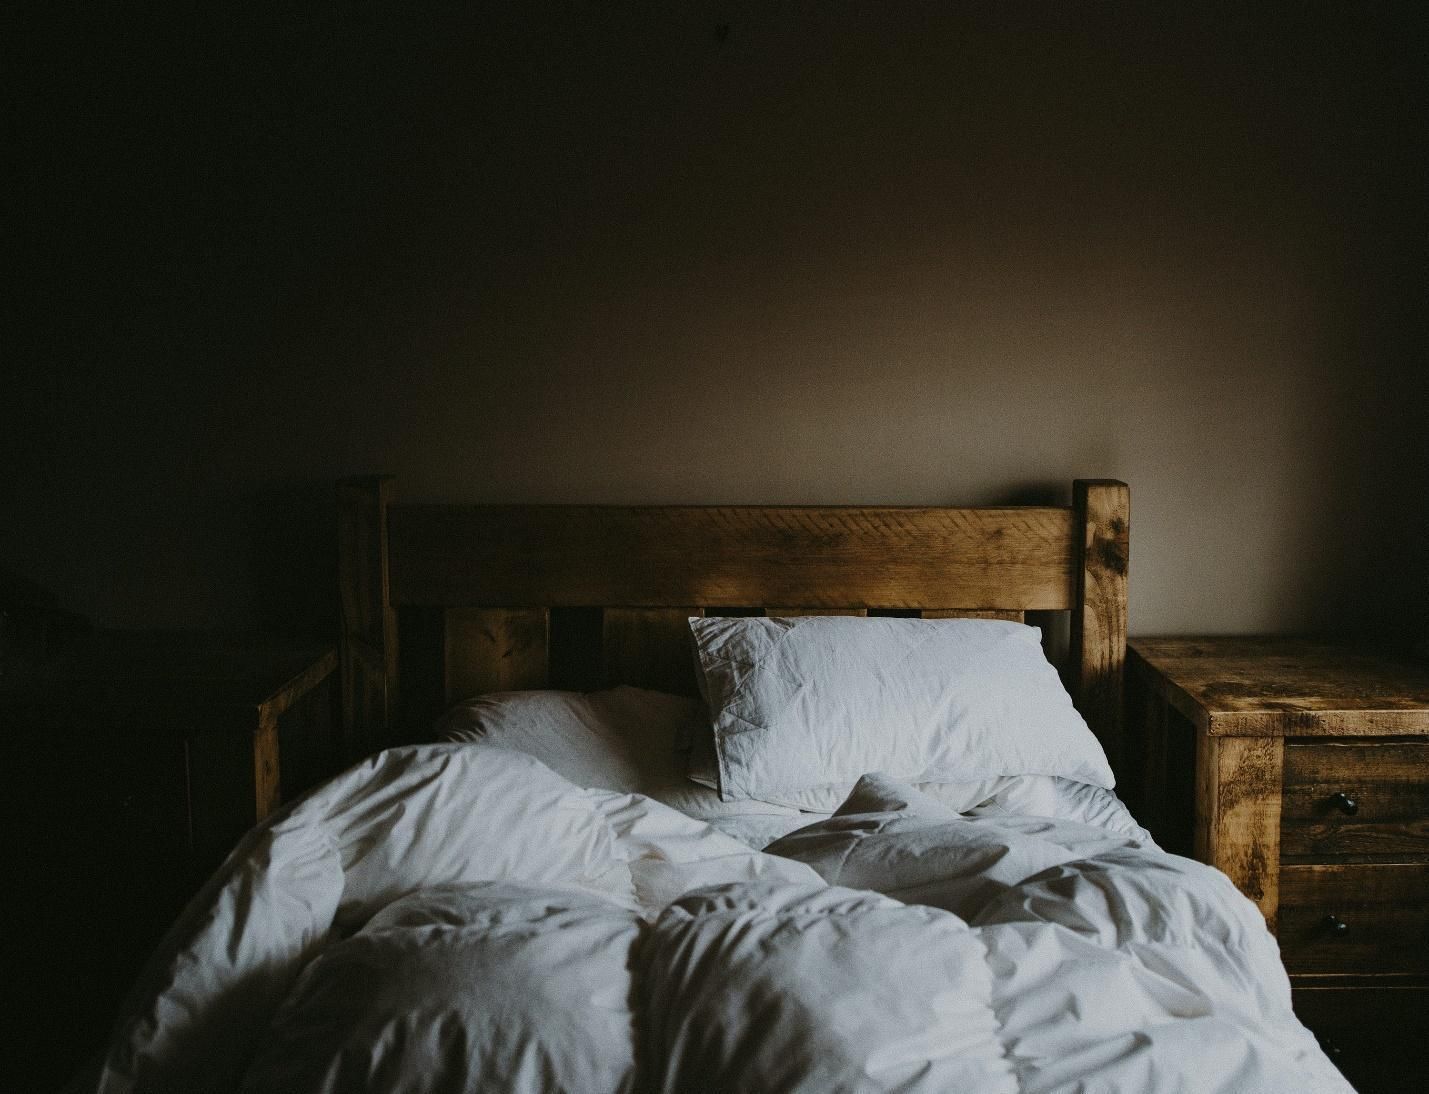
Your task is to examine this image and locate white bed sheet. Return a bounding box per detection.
[439,687,805,830]
[437,686,1154,849]
[72,745,1349,1094]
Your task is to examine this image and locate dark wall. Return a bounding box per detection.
[8,4,1426,640]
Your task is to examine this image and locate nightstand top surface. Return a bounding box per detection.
[1129,636,1429,736]
[1,629,338,720]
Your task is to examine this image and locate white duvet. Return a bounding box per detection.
[72,744,1350,1094]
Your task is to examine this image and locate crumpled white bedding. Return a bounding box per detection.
[704,772,1157,850]
[71,744,1350,1094]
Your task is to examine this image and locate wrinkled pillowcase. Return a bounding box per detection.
[687,615,1113,806]
[685,726,1015,813]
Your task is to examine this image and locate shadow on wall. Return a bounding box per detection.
[5,5,1424,641]
[244,482,339,636]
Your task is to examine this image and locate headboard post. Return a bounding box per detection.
[1070,479,1130,782]
[337,475,399,761]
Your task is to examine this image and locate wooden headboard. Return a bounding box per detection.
[337,478,1130,778]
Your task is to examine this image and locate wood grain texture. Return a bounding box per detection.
[252,710,281,820]
[262,649,340,721]
[338,476,398,758]
[1282,740,1429,858]
[766,607,869,617]
[1133,635,1429,1002]
[276,671,340,805]
[387,504,1079,611]
[547,606,605,691]
[602,608,702,694]
[1070,480,1129,779]
[444,608,549,705]
[1127,637,1429,737]
[1196,733,1284,926]
[1131,655,1169,840]
[922,608,1025,622]
[1279,863,1429,975]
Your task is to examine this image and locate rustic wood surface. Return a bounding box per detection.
[1132,633,1429,1031]
[1128,637,1429,736]
[1128,655,1171,841]
[767,607,869,617]
[601,607,703,695]
[1279,863,1429,975]
[921,608,1025,622]
[338,476,399,758]
[1070,480,1130,775]
[252,711,281,820]
[444,608,549,705]
[1282,740,1429,858]
[387,504,1080,610]
[1195,733,1284,926]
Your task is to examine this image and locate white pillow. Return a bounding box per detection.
[688,615,1113,805]
[686,725,1015,813]
[439,687,801,821]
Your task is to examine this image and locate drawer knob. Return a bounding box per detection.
[1321,914,1350,936]
[1327,792,1358,816]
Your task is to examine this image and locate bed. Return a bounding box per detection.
[70,478,1353,1093]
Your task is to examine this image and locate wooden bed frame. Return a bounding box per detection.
[337,477,1130,779]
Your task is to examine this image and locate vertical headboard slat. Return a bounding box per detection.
[1071,479,1131,776]
[337,475,399,759]
[444,608,550,707]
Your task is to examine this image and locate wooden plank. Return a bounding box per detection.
[277,672,339,804]
[766,608,869,617]
[337,476,398,759]
[260,648,339,721]
[396,607,446,743]
[444,608,549,705]
[548,606,605,691]
[252,710,281,821]
[1196,733,1284,928]
[922,608,1024,622]
[1282,740,1429,858]
[1127,637,1429,737]
[602,607,702,694]
[1131,654,1169,839]
[388,504,1079,610]
[1070,480,1129,780]
[1279,863,1429,975]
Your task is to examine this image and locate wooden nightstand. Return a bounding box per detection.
[1127,636,1429,1089]
[1,630,341,1091]
[3,631,340,868]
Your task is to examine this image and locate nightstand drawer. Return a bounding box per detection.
[1279,864,1429,975]
[1282,740,1429,857]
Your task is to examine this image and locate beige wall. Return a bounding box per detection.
[8,6,1425,640]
